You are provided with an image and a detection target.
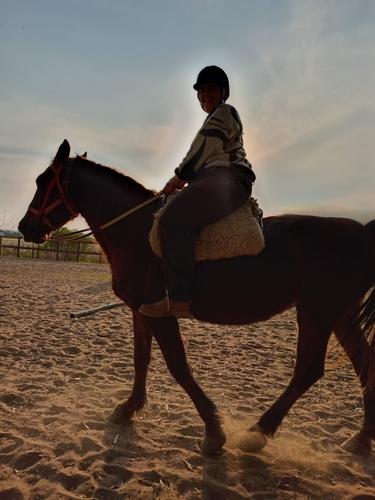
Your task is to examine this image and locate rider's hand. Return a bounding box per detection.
[163,175,186,194]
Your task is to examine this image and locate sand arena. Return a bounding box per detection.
[0,256,374,498]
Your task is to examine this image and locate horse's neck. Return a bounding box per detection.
[70,159,155,268]
[69,159,161,306]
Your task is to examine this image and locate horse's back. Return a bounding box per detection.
[272,214,373,264]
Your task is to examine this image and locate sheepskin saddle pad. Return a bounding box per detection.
[149,194,265,261]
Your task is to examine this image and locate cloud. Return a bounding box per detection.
[0,100,190,228]
[0,98,181,177]
[241,0,374,164]
[1,0,374,230]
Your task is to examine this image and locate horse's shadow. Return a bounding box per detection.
[89,419,141,495]
[98,415,274,498]
[200,449,274,499]
[94,417,375,498]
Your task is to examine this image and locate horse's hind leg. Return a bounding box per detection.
[239,304,332,452]
[334,306,375,454]
[150,316,225,455]
[109,312,152,423]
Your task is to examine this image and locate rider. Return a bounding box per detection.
[140,65,255,318]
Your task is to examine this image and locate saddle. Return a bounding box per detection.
[149,193,265,261]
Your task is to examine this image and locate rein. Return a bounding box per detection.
[52,191,163,241]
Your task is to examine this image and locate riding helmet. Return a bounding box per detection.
[193,66,230,101]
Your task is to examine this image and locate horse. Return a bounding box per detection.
[18,140,375,456]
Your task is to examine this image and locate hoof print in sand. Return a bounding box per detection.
[95,464,133,489]
[79,436,104,455]
[93,488,122,500]
[0,393,26,407]
[13,451,43,470]
[0,433,24,456]
[0,486,27,500]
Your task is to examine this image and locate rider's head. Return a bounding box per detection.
[193,66,230,114]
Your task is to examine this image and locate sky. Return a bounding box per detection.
[0,0,374,230]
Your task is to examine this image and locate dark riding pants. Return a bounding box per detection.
[159,166,253,301]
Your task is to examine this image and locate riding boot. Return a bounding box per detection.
[139,296,192,318]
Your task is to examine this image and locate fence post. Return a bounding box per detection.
[56,241,60,261]
[32,244,35,259]
[76,242,80,262]
[0,236,2,256]
[17,237,21,258]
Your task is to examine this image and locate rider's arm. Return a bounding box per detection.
[163,175,186,194]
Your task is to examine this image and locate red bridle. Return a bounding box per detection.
[27,161,78,230]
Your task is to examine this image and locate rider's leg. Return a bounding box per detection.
[139,167,251,317]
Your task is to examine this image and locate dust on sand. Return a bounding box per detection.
[0,256,374,499]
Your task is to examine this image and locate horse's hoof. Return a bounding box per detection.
[200,432,226,455]
[108,404,134,424]
[342,433,371,456]
[238,425,267,453]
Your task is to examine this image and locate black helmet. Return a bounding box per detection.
[193,65,230,101]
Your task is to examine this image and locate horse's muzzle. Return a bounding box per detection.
[18,215,48,244]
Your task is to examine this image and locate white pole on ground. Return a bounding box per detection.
[69,302,124,319]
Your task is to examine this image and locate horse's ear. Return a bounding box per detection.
[53,139,70,165]
[81,152,87,159]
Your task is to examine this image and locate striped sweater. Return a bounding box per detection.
[175,103,254,182]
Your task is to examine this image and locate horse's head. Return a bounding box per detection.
[18,140,79,243]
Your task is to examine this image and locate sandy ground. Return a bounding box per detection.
[0,256,374,499]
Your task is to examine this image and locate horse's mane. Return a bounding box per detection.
[74,155,156,197]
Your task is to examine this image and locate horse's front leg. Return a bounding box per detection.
[109,311,152,423]
[150,316,225,454]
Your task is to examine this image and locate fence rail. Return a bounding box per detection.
[0,236,105,263]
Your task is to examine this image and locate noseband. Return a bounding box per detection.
[28,160,78,230]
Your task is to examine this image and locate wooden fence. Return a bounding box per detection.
[0,236,106,264]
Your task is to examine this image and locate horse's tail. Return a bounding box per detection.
[357,219,375,389]
[357,287,375,390]
[366,220,375,283]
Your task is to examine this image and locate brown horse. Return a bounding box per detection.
[18,140,375,455]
